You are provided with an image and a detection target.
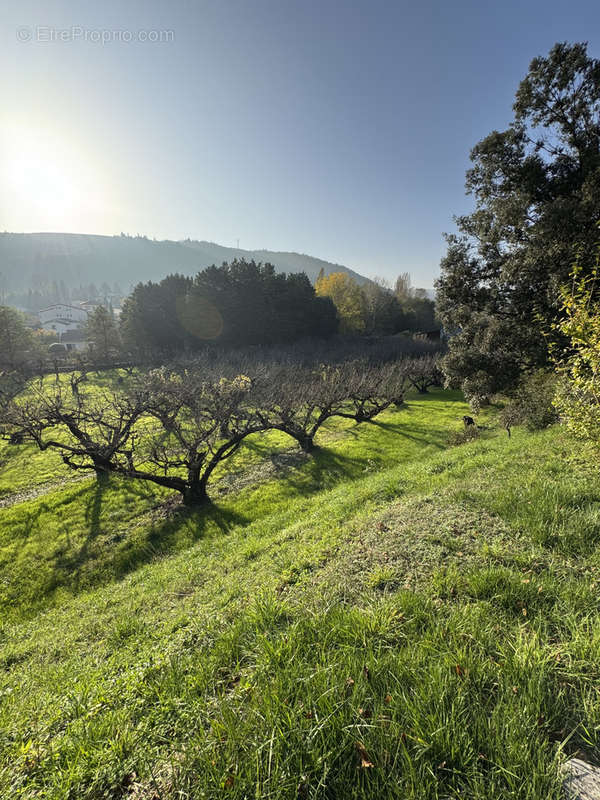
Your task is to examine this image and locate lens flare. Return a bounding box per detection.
[176,294,224,340]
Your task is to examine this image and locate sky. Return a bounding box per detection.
[1,0,600,287]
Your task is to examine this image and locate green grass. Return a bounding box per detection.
[0,391,469,618]
[1,387,600,798]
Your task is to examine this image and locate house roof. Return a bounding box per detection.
[38,304,89,314]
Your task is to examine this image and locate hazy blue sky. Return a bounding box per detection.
[2,0,600,286]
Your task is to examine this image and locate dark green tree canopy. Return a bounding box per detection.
[436,42,600,399]
[85,305,120,358]
[0,306,34,368]
[120,259,337,354]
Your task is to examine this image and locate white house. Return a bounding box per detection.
[38,304,89,334]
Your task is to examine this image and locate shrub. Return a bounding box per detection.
[500,371,558,436]
[552,255,600,445]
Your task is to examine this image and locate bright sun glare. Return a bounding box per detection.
[0,121,109,231]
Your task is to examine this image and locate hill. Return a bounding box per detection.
[1,383,599,797]
[0,232,370,295]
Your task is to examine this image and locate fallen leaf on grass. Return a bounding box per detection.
[356,742,374,768]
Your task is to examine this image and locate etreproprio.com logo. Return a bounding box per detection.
[16,26,175,44]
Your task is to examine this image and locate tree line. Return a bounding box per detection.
[119,261,337,355]
[315,269,436,336]
[1,354,441,506]
[120,261,437,356]
[1,260,437,368]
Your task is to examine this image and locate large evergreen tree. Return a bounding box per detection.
[120,274,195,355]
[85,306,121,358]
[0,306,33,367]
[120,260,337,354]
[436,42,600,400]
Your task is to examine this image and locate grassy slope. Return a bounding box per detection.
[1,390,600,798]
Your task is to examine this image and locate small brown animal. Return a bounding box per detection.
[462,415,476,428]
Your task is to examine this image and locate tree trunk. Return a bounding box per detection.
[275,425,316,453]
[298,434,315,453]
[182,482,209,506]
[92,456,111,478]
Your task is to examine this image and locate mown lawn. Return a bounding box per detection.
[1,388,599,799]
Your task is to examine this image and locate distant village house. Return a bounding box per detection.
[38,303,89,351]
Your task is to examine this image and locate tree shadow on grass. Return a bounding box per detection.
[239,434,290,460]
[271,445,372,496]
[47,475,249,603]
[370,418,447,448]
[239,418,444,501]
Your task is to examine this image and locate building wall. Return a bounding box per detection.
[38,304,88,333]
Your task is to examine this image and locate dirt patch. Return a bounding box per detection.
[147,494,189,522]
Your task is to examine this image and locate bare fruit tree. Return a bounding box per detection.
[2,355,415,506]
[2,371,149,476]
[253,364,349,452]
[336,360,408,422]
[405,355,443,394]
[255,360,408,451]
[137,369,267,504]
[1,369,269,505]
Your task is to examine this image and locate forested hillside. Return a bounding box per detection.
[0,232,370,305]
